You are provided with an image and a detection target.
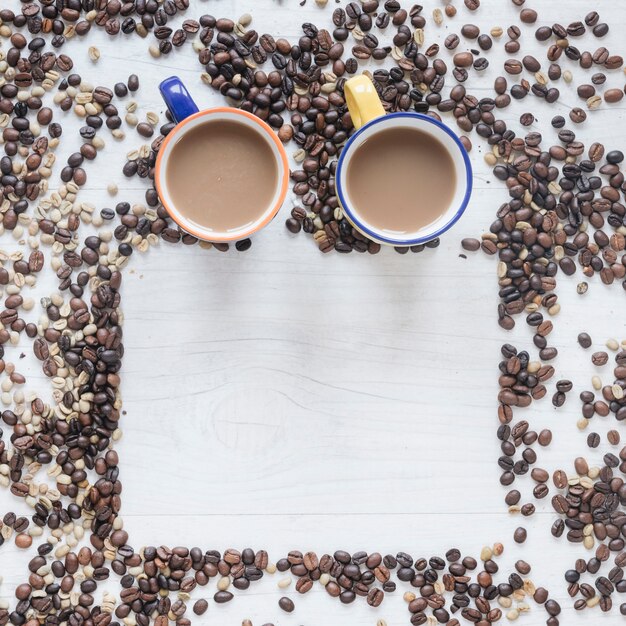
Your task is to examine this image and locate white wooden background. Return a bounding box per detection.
[1,1,626,625]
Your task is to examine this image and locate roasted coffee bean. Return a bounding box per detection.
[192,600,208,615]
[592,351,609,366]
[461,24,480,39]
[278,597,294,613]
[520,8,538,23]
[462,238,480,251]
[504,59,523,74]
[587,432,601,448]
[570,107,587,123]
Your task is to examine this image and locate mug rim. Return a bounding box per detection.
[336,112,473,246]
[155,107,290,242]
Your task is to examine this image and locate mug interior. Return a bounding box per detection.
[337,113,472,246]
[156,109,288,242]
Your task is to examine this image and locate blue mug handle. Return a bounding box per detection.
[159,76,200,124]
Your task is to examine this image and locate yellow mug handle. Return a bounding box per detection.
[344,75,386,130]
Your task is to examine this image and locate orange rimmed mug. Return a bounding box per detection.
[156,77,289,242]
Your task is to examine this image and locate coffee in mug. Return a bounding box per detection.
[166,119,278,233]
[337,75,472,246]
[346,126,457,234]
[156,77,289,242]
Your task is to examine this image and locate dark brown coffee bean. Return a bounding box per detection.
[278,597,294,613]
[605,89,624,103]
[522,55,540,71]
[535,26,552,41]
[607,430,621,445]
[192,600,208,616]
[445,34,460,50]
[553,470,567,490]
[216,18,234,32]
[575,456,590,475]
[461,24,480,39]
[552,519,565,537]
[592,351,609,366]
[478,34,492,50]
[505,490,521,505]
[124,74,139,92]
[587,432,601,448]
[453,52,474,67]
[520,113,534,126]
[520,8,538,23]
[367,587,384,607]
[137,123,154,137]
[593,23,609,37]
[577,84,595,99]
[214,591,233,603]
[504,59,523,75]
[461,238,480,251]
[569,107,587,123]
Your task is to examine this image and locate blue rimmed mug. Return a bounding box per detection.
[337,75,473,247]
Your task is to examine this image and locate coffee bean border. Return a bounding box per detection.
[1,1,626,625]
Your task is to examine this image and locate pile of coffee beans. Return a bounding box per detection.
[550,451,626,613]
[1,0,626,624]
[494,339,626,613]
[183,0,626,255]
[0,0,194,51]
[107,546,561,625]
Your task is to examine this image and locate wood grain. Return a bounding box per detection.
[1,1,626,624]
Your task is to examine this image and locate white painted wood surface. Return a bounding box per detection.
[2,1,626,624]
